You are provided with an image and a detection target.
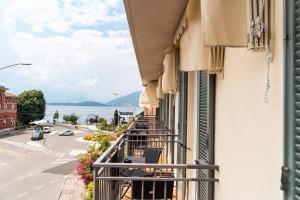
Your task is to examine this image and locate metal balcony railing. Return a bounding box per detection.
[93,118,219,200]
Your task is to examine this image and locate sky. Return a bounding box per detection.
[0,0,141,103]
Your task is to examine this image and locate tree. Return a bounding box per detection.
[98,117,107,124]
[17,90,46,125]
[88,115,98,124]
[63,114,79,125]
[53,110,59,123]
[113,110,119,126]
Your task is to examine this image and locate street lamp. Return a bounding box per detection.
[0,63,32,71]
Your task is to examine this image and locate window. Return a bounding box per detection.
[3,119,6,127]
[196,71,215,200]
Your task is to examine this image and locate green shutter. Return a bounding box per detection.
[285,0,300,199]
[177,72,188,168]
[197,71,215,200]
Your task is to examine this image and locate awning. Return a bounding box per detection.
[162,49,176,94]
[139,82,159,108]
[180,0,209,71]
[201,0,247,47]
[157,75,164,99]
[30,119,49,126]
[123,0,188,85]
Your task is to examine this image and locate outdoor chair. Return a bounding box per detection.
[143,148,161,163]
[132,178,174,199]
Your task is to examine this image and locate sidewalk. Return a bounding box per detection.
[0,129,25,138]
[58,174,85,200]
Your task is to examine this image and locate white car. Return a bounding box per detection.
[42,127,51,133]
[59,130,74,136]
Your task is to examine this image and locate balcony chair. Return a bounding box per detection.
[132,178,174,200]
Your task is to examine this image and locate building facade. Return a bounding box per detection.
[125,0,284,199]
[0,86,17,132]
[93,0,300,200]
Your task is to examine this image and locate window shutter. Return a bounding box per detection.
[285,1,300,199]
[197,71,215,200]
[177,72,188,172]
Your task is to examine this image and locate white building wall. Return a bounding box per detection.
[214,0,283,199]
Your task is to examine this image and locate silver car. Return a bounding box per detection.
[59,130,74,136]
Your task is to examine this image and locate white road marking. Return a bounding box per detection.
[69,150,86,157]
[46,150,52,154]
[55,152,61,157]
[50,179,60,184]
[0,139,66,159]
[51,158,77,165]
[17,192,29,198]
[0,149,24,157]
[34,185,45,190]
[16,172,35,181]
[59,153,65,158]
[26,141,44,148]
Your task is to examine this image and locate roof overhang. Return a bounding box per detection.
[124,0,188,85]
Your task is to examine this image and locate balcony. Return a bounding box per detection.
[93,117,219,200]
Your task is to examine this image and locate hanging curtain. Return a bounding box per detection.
[180,0,209,71]
[139,83,159,109]
[139,88,151,108]
[247,0,274,53]
[162,48,176,94]
[201,0,247,47]
[157,75,164,99]
[209,46,226,76]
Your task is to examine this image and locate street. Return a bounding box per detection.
[0,125,91,200]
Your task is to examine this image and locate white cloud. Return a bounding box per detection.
[0,0,141,102]
[3,0,125,34]
[78,78,99,88]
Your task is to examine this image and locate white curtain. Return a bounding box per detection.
[201,0,247,47]
[180,0,209,71]
[139,82,159,109]
[162,50,176,94]
[157,75,164,99]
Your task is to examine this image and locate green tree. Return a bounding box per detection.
[97,117,107,124]
[53,110,59,124]
[17,90,46,125]
[114,110,119,126]
[63,114,79,125]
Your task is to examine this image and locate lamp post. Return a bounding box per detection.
[0,63,31,71]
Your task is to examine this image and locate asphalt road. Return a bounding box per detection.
[0,125,92,200]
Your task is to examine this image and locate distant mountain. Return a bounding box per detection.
[48,101,108,107]
[106,91,141,107]
[48,91,141,107]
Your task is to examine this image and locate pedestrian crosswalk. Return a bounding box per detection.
[0,148,25,158]
[0,139,65,158]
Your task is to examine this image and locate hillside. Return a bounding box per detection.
[48,101,107,107]
[106,91,141,107]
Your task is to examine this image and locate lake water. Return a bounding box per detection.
[45,105,141,124]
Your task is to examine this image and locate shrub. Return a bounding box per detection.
[94,132,116,141]
[86,182,93,200]
[96,119,116,132]
[76,140,110,183]
[115,124,129,136]
[83,133,116,142]
[83,135,94,141]
[63,114,79,125]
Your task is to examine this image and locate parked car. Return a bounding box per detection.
[42,127,51,133]
[31,129,44,140]
[59,130,74,136]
